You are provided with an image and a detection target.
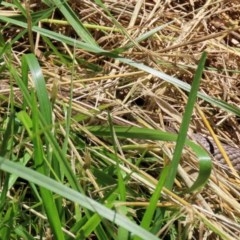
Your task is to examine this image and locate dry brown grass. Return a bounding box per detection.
[1,0,240,239]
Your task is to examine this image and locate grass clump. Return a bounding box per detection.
[0,0,240,239]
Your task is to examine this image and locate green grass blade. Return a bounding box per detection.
[108,113,126,201]
[14,226,35,240]
[94,0,132,44]
[0,206,13,239]
[22,54,52,125]
[186,141,212,192]
[121,21,175,52]
[0,111,15,156]
[0,16,103,53]
[134,165,170,240]
[41,35,70,65]
[115,56,240,117]
[52,0,98,46]
[165,52,207,190]
[108,114,128,239]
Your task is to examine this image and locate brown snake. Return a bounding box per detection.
[191,133,240,172]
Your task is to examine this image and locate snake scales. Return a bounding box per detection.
[191,132,240,172]
[167,126,240,172]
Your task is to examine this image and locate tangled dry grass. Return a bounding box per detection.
[1,0,240,239]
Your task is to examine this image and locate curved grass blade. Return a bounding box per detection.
[87,125,212,193]
[165,52,207,190]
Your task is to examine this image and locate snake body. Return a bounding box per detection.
[192,133,240,172]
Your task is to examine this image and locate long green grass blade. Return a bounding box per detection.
[0,16,103,53]
[165,52,207,190]
[115,57,240,117]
